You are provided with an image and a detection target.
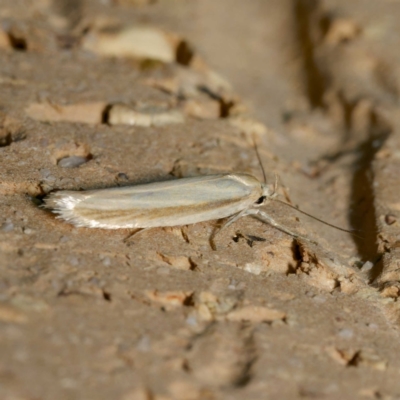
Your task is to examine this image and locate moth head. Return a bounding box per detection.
[256,183,277,206]
[261,183,278,199]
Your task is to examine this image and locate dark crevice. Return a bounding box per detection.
[0,128,26,147]
[340,93,360,136]
[101,104,113,124]
[294,0,327,108]
[289,240,303,274]
[102,290,112,302]
[176,40,194,66]
[233,329,257,388]
[233,232,266,248]
[182,292,195,306]
[0,133,12,147]
[347,351,362,367]
[7,32,27,51]
[349,112,391,270]
[197,85,235,118]
[188,258,197,271]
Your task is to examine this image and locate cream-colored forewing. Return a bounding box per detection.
[44,174,263,229]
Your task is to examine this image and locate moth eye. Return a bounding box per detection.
[255,196,266,205]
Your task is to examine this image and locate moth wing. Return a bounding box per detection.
[44,174,262,228]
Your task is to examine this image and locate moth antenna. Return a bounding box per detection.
[252,134,267,184]
[272,198,363,238]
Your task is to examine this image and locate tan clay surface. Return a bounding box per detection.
[1,1,400,399]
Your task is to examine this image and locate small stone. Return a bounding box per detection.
[226,305,286,323]
[102,257,111,267]
[68,256,79,266]
[116,172,129,181]
[361,261,374,272]
[186,315,198,326]
[136,335,151,352]
[385,214,397,225]
[58,155,89,168]
[337,328,354,339]
[1,221,14,232]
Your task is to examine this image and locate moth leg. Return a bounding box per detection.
[123,228,151,244]
[210,210,248,250]
[244,208,317,245]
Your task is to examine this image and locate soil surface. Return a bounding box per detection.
[1,1,400,399]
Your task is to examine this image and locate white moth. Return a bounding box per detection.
[44,173,311,244]
[44,132,353,247]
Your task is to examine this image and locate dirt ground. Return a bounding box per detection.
[1,0,400,399]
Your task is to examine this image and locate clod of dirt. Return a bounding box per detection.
[225,305,286,323]
[106,103,185,126]
[326,347,387,370]
[228,115,268,137]
[157,253,195,270]
[0,29,10,49]
[26,102,106,124]
[82,26,177,62]
[0,113,25,146]
[192,291,241,321]
[385,214,397,226]
[145,290,194,310]
[324,18,361,45]
[182,98,221,120]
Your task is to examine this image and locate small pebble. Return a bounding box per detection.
[186,315,198,326]
[57,177,73,186]
[156,266,170,275]
[116,172,129,181]
[312,295,327,304]
[361,261,374,272]
[68,256,79,266]
[39,168,51,178]
[102,257,111,267]
[136,336,151,352]
[338,328,353,339]
[385,214,397,225]
[1,221,14,232]
[58,155,88,168]
[44,175,56,183]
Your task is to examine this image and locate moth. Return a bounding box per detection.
[44,145,348,247]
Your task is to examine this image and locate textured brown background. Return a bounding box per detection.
[1,1,400,399]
